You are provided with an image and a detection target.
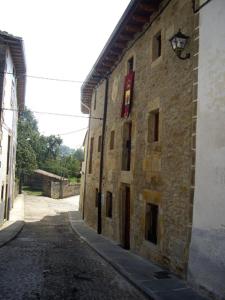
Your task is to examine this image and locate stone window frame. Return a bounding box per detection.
[145,202,159,245]
[146,97,161,147]
[109,130,115,150]
[152,31,162,61]
[150,28,163,67]
[125,52,136,75]
[142,190,161,249]
[106,191,113,218]
[121,121,132,171]
[148,109,160,143]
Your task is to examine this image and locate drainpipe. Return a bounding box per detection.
[97,77,109,234]
[81,101,91,220]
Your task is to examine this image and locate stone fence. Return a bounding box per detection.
[43,181,80,199]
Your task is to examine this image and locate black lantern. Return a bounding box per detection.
[169,29,190,60]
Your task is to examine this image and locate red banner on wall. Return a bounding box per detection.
[121,71,135,118]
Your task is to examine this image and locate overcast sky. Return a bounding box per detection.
[0,0,130,148]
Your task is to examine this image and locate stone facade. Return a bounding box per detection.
[43,181,80,199]
[81,0,196,278]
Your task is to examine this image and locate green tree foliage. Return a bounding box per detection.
[16,107,84,186]
[16,109,38,177]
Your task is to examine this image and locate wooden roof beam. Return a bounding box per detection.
[132,14,150,23]
[119,33,134,41]
[139,3,157,12]
[102,61,113,68]
[104,56,117,63]
[125,24,143,33]
[114,41,127,49]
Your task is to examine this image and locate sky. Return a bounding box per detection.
[0,0,130,148]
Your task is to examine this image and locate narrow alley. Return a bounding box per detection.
[0,195,145,300]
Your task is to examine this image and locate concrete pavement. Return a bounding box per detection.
[0,194,24,248]
[69,207,207,300]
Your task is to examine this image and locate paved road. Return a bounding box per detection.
[0,195,146,300]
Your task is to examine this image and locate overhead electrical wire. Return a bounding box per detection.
[1,108,103,121]
[58,127,88,136]
[1,71,84,84]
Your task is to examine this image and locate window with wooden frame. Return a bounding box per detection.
[98,135,102,152]
[106,191,113,218]
[89,137,94,174]
[145,203,158,244]
[109,130,115,150]
[148,109,160,143]
[152,31,162,61]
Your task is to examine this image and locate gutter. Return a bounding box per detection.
[81,101,91,220]
[97,77,109,234]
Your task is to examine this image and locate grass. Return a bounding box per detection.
[23,186,43,196]
[68,177,81,184]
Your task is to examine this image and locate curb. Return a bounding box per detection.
[0,194,25,248]
[68,212,154,300]
[0,221,24,248]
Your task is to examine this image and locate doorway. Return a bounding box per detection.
[4,184,9,220]
[121,185,130,249]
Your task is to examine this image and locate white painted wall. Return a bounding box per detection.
[188,1,225,299]
[0,46,18,222]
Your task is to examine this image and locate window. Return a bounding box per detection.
[94,89,97,110]
[145,203,158,244]
[152,31,162,61]
[148,110,159,143]
[95,188,98,207]
[110,130,115,150]
[98,135,102,152]
[89,137,94,174]
[122,122,132,171]
[6,136,11,174]
[106,192,112,218]
[1,185,4,201]
[127,56,134,73]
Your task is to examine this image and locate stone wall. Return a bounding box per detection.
[82,0,195,278]
[43,181,80,199]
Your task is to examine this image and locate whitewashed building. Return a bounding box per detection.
[0,31,26,225]
[188,1,225,299]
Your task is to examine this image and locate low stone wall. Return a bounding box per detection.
[43,181,80,199]
[43,180,52,198]
[62,183,80,198]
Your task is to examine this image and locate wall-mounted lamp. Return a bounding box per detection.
[169,29,190,60]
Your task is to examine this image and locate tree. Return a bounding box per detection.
[16,107,83,191]
[16,108,38,193]
[74,148,84,162]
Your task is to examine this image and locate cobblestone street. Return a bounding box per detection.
[0,195,145,300]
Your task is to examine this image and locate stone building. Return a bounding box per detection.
[26,169,80,199]
[0,31,26,225]
[80,1,224,299]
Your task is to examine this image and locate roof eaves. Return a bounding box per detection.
[80,0,159,113]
